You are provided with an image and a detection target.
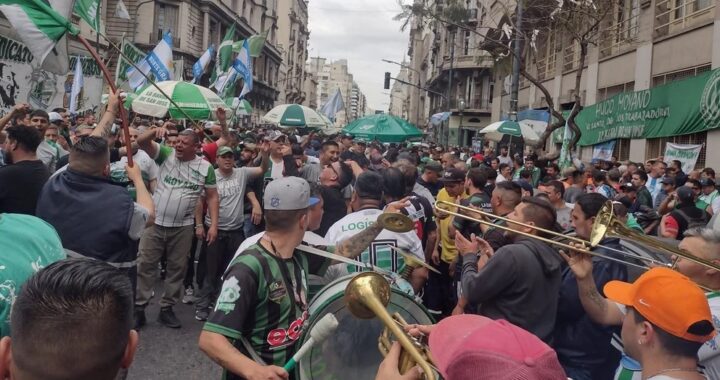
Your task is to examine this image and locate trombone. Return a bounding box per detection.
[434,200,720,272]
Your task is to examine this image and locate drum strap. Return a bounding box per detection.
[239,336,267,365]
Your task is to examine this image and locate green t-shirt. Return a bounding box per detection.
[0,214,65,337]
[203,244,329,379]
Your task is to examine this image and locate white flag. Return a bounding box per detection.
[115,0,130,20]
[69,57,84,114]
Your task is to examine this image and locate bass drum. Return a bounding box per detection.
[297,273,434,380]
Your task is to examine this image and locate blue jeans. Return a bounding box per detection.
[243,214,259,239]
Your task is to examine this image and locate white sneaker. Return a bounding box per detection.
[182,287,196,304]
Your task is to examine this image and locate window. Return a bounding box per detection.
[597,81,635,101]
[652,64,711,86]
[600,0,639,57]
[535,31,557,81]
[463,31,470,55]
[613,138,631,161]
[655,0,715,37]
[154,3,179,38]
[646,132,707,168]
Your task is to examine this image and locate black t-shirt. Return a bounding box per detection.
[317,185,347,237]
[0,160,50,215]
[416,176,442,197]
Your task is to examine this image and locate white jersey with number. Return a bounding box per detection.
[614,292,720,380]
[324,208,424,273]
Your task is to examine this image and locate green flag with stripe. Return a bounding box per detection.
[0,0,79,74]
[73,0,101,31]
[210,24,236,87]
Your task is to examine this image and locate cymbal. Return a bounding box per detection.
[377,213,414,233]
[388,246,441,274]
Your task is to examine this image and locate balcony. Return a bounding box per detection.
[449,97,491,113]
[150,30,181,48]
[441,54,494,70]
[654,0,715,38]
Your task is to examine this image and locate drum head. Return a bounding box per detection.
[298,274,433,380]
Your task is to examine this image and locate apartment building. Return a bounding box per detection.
[276,0,309,105]
[306,57,369,125]
[496,0,720,167]
[389,65,411,119]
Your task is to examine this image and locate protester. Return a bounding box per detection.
[540,180,574,232]
[658,186,709,240]
[0,258,138,380]
[135,127,218,330]
[0,125,49,215]
[455,196,563,343]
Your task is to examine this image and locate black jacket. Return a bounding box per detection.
[553,237,628,378]
[461,236,563,343]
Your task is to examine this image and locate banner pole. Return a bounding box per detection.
[99,32,214,143]
[77,34,134,167]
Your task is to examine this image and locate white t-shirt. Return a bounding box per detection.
[324,208,424,273]
[614,292,720,380]
[710,197,720,216]
[151,144,216,227]
[109,150,159,187]
[556,202,574,232]
[270,158,284,179]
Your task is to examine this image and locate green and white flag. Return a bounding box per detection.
[73,0,101,31]
[210,24,236,87]
[0,0,78,74]
[232,30,268,57]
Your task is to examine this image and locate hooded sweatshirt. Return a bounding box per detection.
[461,236,563,343]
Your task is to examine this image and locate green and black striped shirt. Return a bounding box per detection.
[203,243,329,380]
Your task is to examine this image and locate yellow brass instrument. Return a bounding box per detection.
[435,199,720,274]
[345,272,437,380]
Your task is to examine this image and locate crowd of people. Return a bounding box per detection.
[1,90,720,380]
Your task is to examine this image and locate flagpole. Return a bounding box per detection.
[99,33,213,143]
[76,34,134,167]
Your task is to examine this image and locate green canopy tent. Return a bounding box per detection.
[342,114,423,143]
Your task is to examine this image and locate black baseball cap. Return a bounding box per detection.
[676,186,695,203]
[700,178,716,187]
[661,177,676,186]
[620,182,638,192]
[514,180,534,194]
[441,168,466,183]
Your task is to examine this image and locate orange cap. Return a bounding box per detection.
[604,267,715,343]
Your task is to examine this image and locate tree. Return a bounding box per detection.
[395,0,619,158]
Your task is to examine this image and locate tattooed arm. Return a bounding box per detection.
[92,90,119,139]
[576,275,625,326]
[335,222,384,259]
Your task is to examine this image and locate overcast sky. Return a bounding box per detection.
[307,0,410,111]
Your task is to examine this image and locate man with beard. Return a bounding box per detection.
[315,160,355,236]
[0,125,48,215]
[454,196,563,343]
[28,110,67,173]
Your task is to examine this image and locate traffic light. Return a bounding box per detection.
[384,72,391,89]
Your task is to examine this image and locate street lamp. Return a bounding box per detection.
[458,98,466,147]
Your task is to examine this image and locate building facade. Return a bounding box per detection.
[306,57,369,126]
[276,0,309,105]
[494,0,720,168]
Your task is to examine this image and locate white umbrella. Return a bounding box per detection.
[131,81,231,120]
[478,120,541,145]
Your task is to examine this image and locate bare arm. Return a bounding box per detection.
[246,144,270,178]
[206,187,220,244]
[247,191,263,226]
[576,275,625,326]
[0,103,29,132]
[335,223,384,259]
[126,164,155,226]
[199,331,287,380]
[137,127,165,159]
[92,91,119,138]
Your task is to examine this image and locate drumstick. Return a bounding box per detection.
[283,313,339,372]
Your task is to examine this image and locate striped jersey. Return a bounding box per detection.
[324,208,425,273]
[151,144,216,227]
[203,243,329,380]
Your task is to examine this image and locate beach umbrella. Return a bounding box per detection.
[478,120,541,145]
[342,114,423,143]
[261,104,327,128]
[131,81,231,120]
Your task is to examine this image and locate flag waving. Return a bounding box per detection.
[126,31,174,90]
[234,39,253,98]
[210,24,236,86]
[73,0,101,31]
[320,89,345,120]
[115,0,131,20]
[192,45,215,84]
[69,57,84,114]
[0,0,78,74]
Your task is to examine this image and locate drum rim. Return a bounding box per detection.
[297,274,434,379]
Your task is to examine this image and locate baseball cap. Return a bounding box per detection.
[604,267,715,343]
[620,182,638,192]
[440,168,466,183]
[340,132,354,139]
[48,112,63,124]
[676,186,694,203]
[216,146,234,157]
[700,178,716,187]
[263,177,319,210]
[263,130,286,142]
[514,180,534,194]
[429,314,567,380]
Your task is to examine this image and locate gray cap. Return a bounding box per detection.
[263,177,320,210]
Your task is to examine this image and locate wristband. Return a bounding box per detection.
[195,225,204,229]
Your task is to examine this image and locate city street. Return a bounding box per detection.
[128,284,220,380]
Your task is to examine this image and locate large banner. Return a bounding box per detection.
[0,34,103,116]
[115,38,146,87]
[664,143,703,173]
[575,68,720,146]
